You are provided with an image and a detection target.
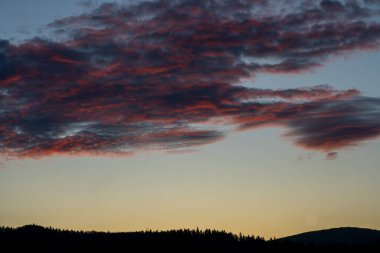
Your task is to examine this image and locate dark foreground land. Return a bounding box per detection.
[1,225,380,252]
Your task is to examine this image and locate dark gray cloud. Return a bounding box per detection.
[1,0,380,158]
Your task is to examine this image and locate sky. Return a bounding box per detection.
[0,0,380,239]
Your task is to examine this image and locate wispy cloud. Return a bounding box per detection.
[1,0,380,158]
[326,151,338,160]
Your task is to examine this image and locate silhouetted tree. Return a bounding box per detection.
[1,225,379,253]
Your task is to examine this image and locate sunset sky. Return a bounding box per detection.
[1,0,380,238]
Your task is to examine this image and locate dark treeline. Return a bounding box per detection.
[1,225,379,252]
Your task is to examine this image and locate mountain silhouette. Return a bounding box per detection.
[1,225,380,252]
[280,227,380,245]
[18,224,47,232]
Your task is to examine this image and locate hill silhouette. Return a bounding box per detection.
[1,225,380,252]
[281,227,380,245]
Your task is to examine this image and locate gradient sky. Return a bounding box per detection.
[1,0,380,239]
